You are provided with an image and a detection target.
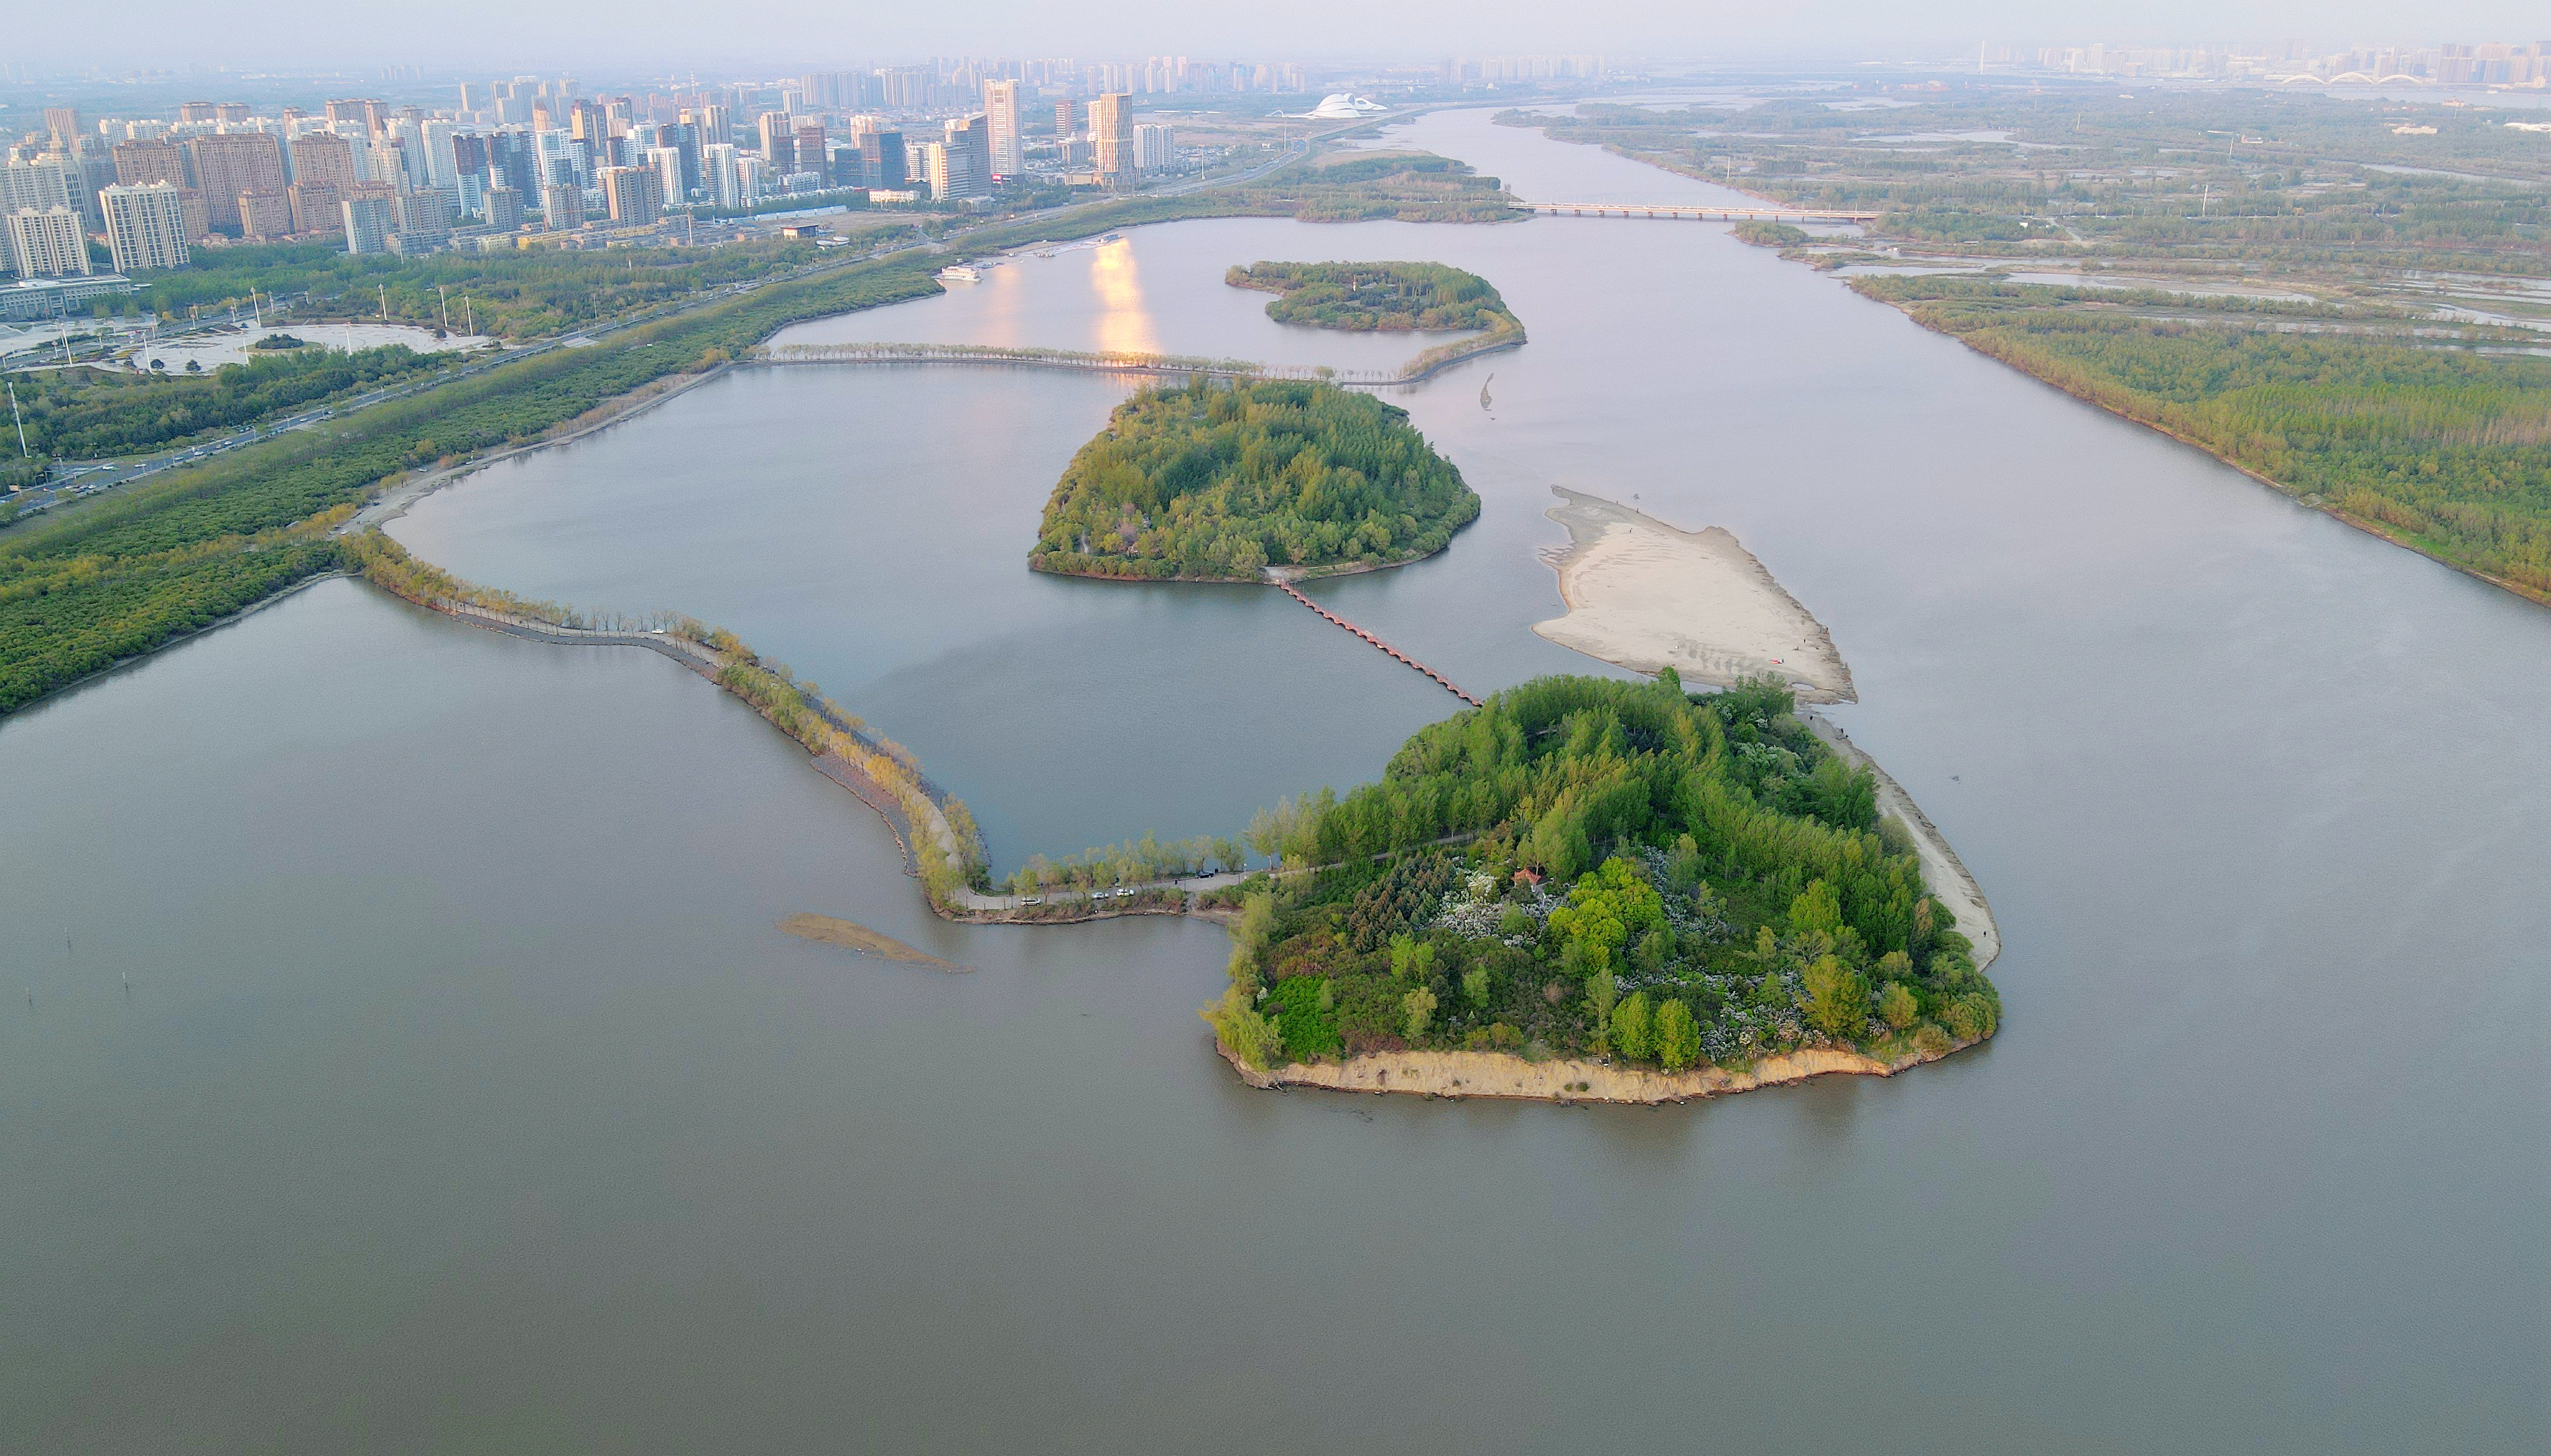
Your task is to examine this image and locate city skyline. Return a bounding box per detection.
[5,1,2549,72]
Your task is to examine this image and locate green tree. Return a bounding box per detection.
[1228,892,1276,991]
[1654,998,1701,1072]
[1612,990,1654,1062]
[1803,954,1871,1040]
[1200,985,1283,1070]
[1879,982,1920,1031]
[1402,985,1437,1041]
[1462,965,1491,1009]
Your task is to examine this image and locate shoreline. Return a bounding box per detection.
[351,362,735,533]
[1221,1032,1978,1105]
[1503,119,2548,613]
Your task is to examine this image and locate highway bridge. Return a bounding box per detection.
[1522,201,1881,223]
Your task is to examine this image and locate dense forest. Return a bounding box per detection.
[0,255,943,714]
[13,343,452,459]
[1029,376,1480,580]
[1203,672,1999,1075]
[1225,260,1519,332]
[1861,277,2551,600]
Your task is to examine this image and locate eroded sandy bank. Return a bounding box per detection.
[1802,714,2001,973]
[1531,488,1856,703]
[1223,1036,1973,1105]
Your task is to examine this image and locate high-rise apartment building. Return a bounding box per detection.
[393,190,451,247]
[288,131,358,189]
[936,114,990,200]
[288,182,341,235]
[982,80,1022,177]
[216,103,250,125]
[341,190,399,254]
[6,207,91,277]
[177,101,220,124]
[187,133,284,233]
[541,182,584,228]
[1133,124,1175,172]
[856,130,906,190]
[1054,98,1083,137]
[1,157,76,216]
[702,143,740,207]
[645,147,685,210]
[601,166,664,226]
[483,186,524,230]
[237,189,293,239]
[793,123,829,182]
[99,182,189,272]
[113,138,191,188]
[323,98,371,129]
[1091,93,1135,189]
[43,106,82,146]
[756,112,795,167]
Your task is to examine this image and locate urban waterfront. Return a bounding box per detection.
[2,110,2542,1450]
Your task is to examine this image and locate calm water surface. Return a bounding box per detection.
[3,110,2542,1450]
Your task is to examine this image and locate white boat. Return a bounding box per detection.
[936,264,983,283]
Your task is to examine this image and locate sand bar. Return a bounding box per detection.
[1532,488,1855,703]
[779,913,970,971]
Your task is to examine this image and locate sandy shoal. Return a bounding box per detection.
[1531,488,1855,704]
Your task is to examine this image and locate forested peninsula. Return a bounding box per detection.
[1201,672,2001,1100]
[1029,376,1480,580]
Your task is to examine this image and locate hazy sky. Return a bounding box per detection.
[18,1,2548,73]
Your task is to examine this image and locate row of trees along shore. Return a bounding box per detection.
[340,529,987,906]
[1203,672,2001,1077]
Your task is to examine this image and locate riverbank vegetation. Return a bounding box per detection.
[1203,671,1998,1077]
[340,528,987,905]
[0,254,941,714]
[1862,276,2551,599]
[11,344,454,459]
[1224,260,1519,333]
[1030,375,1480,580]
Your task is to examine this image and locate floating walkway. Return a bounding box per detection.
[1275,580,1480,705]
[1522,201,1880,223]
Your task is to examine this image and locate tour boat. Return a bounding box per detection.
[937,264,983,283]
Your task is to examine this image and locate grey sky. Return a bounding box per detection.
[18,1,2547,71]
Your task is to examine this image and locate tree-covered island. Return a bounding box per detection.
[1028,376,1480,580]
[1224,260,1520,334]
[1203,672,2001,1090]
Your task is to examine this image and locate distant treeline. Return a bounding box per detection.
[1029,375,1480,580]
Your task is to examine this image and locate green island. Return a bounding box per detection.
[1496,91,2551,605]
[1027,375,1480,580]
[1225,260,1518,332]
[1201,670,1999,1096]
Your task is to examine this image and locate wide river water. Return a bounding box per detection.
[4,110,2542,1450]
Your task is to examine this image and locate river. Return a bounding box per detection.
[2,109,2541,1451]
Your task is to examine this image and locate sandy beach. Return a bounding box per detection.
[1532,488,1855,703]
[1224,1035,1976,1105]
